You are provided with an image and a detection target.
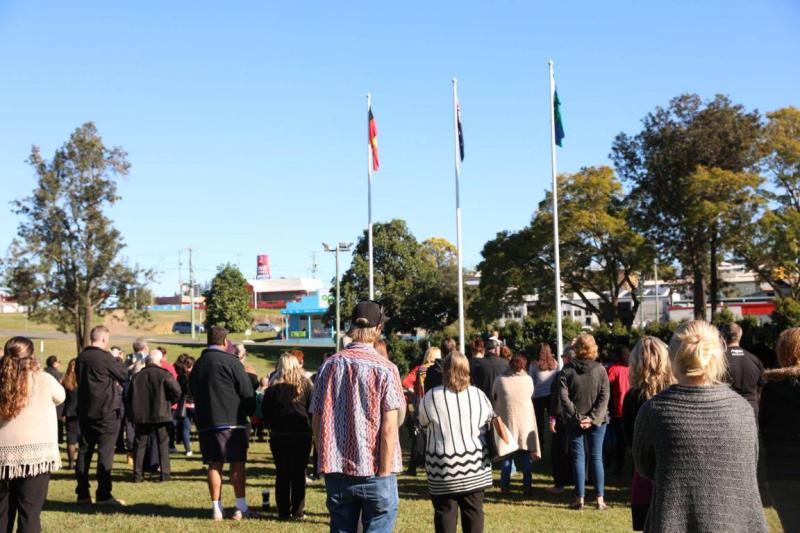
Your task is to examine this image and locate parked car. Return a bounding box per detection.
[253,322,280,333]
[172,321,205,334]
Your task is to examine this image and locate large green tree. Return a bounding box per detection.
[736,107,800,299]
[472,166,652,328]
[204,264,252,333]
[332,220,458,333]
[611,94,763,318]
[3,122,151,352]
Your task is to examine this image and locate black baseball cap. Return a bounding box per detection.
[351,300,388,328]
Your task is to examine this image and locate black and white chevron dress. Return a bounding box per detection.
[418,385,494,496]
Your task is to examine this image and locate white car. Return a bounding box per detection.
[253,322,280,333]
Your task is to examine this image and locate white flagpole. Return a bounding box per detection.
[548,60,565,369]
[453,78,466,355]
[367,93,375,300]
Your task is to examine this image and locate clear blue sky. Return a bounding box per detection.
[1,0,798,294]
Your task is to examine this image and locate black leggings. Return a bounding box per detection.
[270,434,312,518]
[431,490,484,533]
[0,473,50,533]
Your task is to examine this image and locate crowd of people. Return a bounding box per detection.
[0,300,798,532]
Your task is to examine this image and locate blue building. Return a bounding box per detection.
[280,291,332,342]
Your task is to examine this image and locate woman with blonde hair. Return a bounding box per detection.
[401,346,442,476]
[759,327,800,531]
[0,337,65,533]
[633,321,767,532]
[622,336,674,530]
[419,352,494,532]
[262,353,314,520]
[556,333,610,510]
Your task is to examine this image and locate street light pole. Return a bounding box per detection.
[324,242,353,350]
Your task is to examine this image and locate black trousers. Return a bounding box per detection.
[769,478,800,533]
[551,420,572,488]
[270,434,312,518]
[431,490,484,533]
[0,474,50,533]
[607,417,626,473]
[134,423,171,481]
[76,414,120,501]
[533,395,550,452]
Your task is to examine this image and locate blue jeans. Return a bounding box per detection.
[174,408,194,452]
[325,474,398,533]
[500,450,532,489]
[568,423,607,498]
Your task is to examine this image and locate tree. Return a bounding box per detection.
[611,94,763,319]
[332,220,459,333]
[736,107,800,299]
[472,166,652,328]
[204,264,252,333]
[2,122,151,352]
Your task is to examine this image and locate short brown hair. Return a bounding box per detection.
[777,328,800,368]
[443,351,470,393]
[470,338,484,356]
[573,333,599,360]
[509,353,527,373]
[207,326,228,347]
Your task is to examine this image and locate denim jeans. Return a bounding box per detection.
[500,450,532,489]
[568,423,607,498]
[174,408,194,452]
[325,473,398,533]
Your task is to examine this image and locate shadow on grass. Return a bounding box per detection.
[44,500,209,519]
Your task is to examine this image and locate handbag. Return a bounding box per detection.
[489,416,519,462]
[176,397,188,418]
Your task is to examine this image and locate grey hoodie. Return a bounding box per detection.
[556,358,610,428]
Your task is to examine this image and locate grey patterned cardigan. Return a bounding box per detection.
[633,384,767,533]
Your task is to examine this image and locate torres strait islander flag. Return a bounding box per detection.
[368,105,379,171]
[554,88,565,147]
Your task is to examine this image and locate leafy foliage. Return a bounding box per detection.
[332,220,459,333]
[498,315,583,359]
[2,122,151,351]
[204,264,252,333]
[611,94,764,318]
[472,166,651,327]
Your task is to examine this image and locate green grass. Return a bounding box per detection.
[40,441,782,532]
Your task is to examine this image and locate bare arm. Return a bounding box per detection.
[379,409,399,476]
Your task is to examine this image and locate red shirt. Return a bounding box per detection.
[607,362,630,419]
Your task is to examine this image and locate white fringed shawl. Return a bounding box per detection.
[0,371,65,480]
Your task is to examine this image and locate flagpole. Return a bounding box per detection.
[367,93,375,300]
[453,78,466,355]
[548,60,565,369]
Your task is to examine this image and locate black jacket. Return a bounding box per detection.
[470,355,509,399]
[128,363,182,425]
[622,387,648,448]
[262,382,312,435]
[76,346,128,421]
[759,366,800,481]
[423,359,444,393]
[189,348,255,431]
[557,358,610,428]
[64,387,79,419]
[724,346,765,415]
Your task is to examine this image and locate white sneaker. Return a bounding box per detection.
[185,451,193,457]
[212,508,223,521]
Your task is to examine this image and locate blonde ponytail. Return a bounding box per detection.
[668,321,727,383]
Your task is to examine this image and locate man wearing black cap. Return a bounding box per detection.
[470,338,509,401]
[310,301,404,533]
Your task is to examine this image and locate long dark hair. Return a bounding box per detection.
[63,358,78,391]
[535,343,557,371]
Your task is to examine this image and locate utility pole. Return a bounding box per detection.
[178,250,183,302]
[324,242,353,350]
[188,247,196,340]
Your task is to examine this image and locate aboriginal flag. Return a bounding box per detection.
[368,105,379,171]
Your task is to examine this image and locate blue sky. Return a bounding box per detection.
[1,0,798,294]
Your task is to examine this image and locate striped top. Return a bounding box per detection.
[418,385,494,496]
[309,343,404,476]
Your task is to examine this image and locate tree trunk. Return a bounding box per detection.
[710,222,719,319]
[693,265,706,320]
[74,312,83,355]
[81,297,93,350]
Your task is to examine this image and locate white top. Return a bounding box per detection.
[529,365,557,398]
[419,385,494,495]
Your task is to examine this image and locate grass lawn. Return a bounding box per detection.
[40,440,783,532]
